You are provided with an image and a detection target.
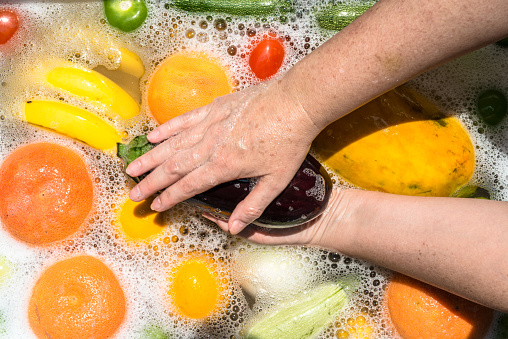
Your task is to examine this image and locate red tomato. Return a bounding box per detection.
[248,38,285,80]
[0,9,19,45]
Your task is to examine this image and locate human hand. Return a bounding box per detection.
[126,79,321,234]
[202,189,345,247]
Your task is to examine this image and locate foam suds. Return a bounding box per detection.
[0,1,506,338]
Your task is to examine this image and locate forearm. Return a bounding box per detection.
[314,189,508,311]
[280,0,508,130]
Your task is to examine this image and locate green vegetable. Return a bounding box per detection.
[496,313,508,339]
[170,0,290,16]
[143,325,171,339]
[117,135,155,183]
[104,0,148,32]
[246,276,359,339]
[454,185,491,199]
[476,89,507,126]
[496,37,508,47]
[316,2,375,31]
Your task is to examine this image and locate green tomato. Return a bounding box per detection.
[104,0,148,32]
[476,89,507,125]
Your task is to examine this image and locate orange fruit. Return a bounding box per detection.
[386,274,493,339]
[28,255,126,339]
[169,255,220,319]
[147,52,232,124]
[118,196,166,241]
[0,142,93,245]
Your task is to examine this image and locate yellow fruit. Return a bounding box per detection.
[312,86,475,197]
[46,65,140,119]
[24,100,121,150]
[170,256,220,319]
[118,47,145,78]
[118,197,166,241]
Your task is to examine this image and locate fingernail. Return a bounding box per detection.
[151,197,161,211]
[148,129,159,140]
[126,160,139,176]
[230,220,245,235]
[129,186,142,201]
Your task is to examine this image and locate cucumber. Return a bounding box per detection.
[117,135,333,228]
[246,276,359,339]
[316,2,375,31]
[171,0,290,16]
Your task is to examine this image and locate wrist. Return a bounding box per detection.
[307,189,365,252]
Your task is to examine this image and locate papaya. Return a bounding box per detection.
[312,86,475,197]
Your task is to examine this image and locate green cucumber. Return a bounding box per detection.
[171,0,290,16]
[316,2,375,31]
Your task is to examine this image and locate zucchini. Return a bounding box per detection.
[246,276,359,339]
[170,0,290,16]
[316,2,375,31]
[454,185,491,199]
[117,135,333,228]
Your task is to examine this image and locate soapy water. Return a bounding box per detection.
[0,1,506,338]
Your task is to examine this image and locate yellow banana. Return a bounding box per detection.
[46,65,140,119]
[24,100,121,150]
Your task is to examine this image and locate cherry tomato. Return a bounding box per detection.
[0,9,19,45]
[104,0,148,32]
[248,38,285,80]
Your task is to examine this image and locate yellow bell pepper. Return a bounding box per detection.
[24,100,121,150]
[46,66,140,119]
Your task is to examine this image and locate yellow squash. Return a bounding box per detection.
[312,86,475,197]
[24,100,121,150]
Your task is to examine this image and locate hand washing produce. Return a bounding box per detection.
[117,135,332,227]
[24,100,121,150]
[316,2,375,31]
[245,277,359,339]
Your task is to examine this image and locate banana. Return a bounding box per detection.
[24,100,121,150]
[46,65,140,119]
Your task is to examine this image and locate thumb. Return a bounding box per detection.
[228,177,287,234]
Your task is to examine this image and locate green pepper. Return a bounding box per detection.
[476,89,507,125]
[104,0,148,32]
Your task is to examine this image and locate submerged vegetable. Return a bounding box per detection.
[312,86,475,197]
[454,185,490,199]
[104,0,148,32]
[117,135,333,228]
[24,100,121,150]
[170,0,289,16]
[0,9,19,44]
[476,89,507,125]
[316,2,374,31]
[246,277,359,339]
[249,38,285,80]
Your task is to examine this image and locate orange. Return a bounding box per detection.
[386,274,493,339]
[147,51,232,124]
[169,255,220,319]
[118,197,166,241]
[28,255,126,339]
[0,142,93,245]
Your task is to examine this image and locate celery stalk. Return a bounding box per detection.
[246,276,359,339]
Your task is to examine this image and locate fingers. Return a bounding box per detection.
[147,105,210,143]
[129,147,209,203]
[126,131,203,177]
[227,178,288,235]
[150,164,222,211]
